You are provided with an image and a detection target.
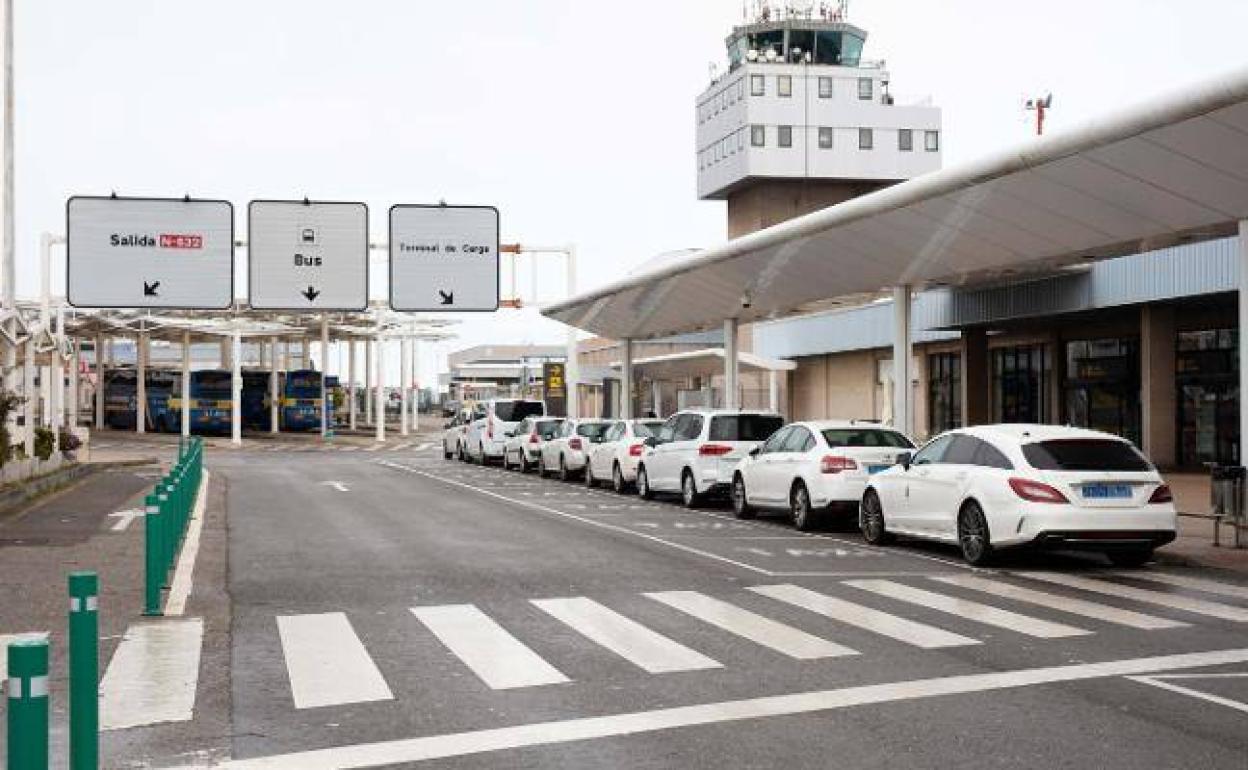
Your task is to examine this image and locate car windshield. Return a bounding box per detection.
[194,371,232,397]
[1022,439,1153,472]
[634,421,663,438]
[494,401,543,422]
[821,429,914,449]
[577,423,611,442]
[709,415,785,442]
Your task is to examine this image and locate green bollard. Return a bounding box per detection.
[158,484,173,585]
[143,493,163,616]
[7,637,49,770]
[69,571,99,770]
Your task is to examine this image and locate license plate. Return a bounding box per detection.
[868,464,890,475]
[1082,484,1133,499]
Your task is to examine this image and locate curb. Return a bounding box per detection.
[0,459,160,519]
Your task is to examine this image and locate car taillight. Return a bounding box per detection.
[569,437,583,450]
[820,455,858,474]
[529,432,540,444]
[629,443,644,457]
[1009,478,1069,504]
[1149,484,1174,504]
[699,444,733,457]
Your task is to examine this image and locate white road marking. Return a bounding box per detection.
[645,591,857,659]
[0,632,47,681]
[363,444,385,452]
[1016,572,1248,622]
[749,584,979,649]
[1127,673,1248,714]
[320,481,350,492]
[338,446,360,453]
[100,619,203,730]
[108,508,146,532]
[930,574,1186,630]
[165,472,211,617]
[843,579,1090,638]
[1118,571,1248,602]
[410,605,570,690]
[531,597,721,673]
[209,646,1248,769]
[276,613,394,709]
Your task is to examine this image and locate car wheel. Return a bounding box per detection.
[791,482,817,531]
[732,474,755,519]
[501,451,512,471]
[478,443,488,465]
[860,490,893,545]
[957,501,994,566]
[585,462,598,487]
[612,463,628,494]
[681,471,702,509]
[443,444,453,460]
[637,465,654,500]
[1106,547,1154,568]
[559,456,571,482]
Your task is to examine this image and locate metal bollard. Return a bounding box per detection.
[69,571,99,770]
[7,637,50,770]
[158,483,173,586]
[143,493,163,616]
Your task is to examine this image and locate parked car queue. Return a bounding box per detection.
[443,402,1178,567]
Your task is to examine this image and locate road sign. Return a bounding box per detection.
[248,200,368,311]
[389,205,499,312]
[66,196,234,309]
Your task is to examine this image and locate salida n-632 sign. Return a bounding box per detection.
[66,196,234,309]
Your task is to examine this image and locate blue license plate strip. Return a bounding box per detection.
[1082,484,1133,499]
[868,465,890,475]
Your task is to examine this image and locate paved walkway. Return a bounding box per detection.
[1159,473,1248,572]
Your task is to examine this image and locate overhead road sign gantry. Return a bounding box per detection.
[66,196,234,309]
[248,199,368,311]
[390,204,499,312]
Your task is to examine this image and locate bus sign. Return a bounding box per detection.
[248,200,369,311]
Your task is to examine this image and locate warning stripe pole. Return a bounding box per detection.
[69,571,99,770]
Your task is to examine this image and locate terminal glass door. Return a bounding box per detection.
[1177,329,1239,467]
[991,344,1051,424]
[1063,338,1141,446]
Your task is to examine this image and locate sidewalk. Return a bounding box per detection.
[1159,472,1248,572]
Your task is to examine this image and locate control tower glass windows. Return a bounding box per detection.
[778,126,793,148]
[813,30,864,66]
[746,30,785,61]
[751,125,766,147]
[778,75,792,98]
[898,129,913,152]
[751,74,765,96]
[858,78,873,101]
[818,77,833,98]
[818,127,834,149]
[858,128,874,150]
[788,29,815,62]
[925,130,941,152]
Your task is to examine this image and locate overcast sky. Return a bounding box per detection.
[18,0,1248,383]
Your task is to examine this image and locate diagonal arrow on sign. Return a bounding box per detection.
[143,281,160,297]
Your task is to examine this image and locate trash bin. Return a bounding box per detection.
[1210,465,1246,547]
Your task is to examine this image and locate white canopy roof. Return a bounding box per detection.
[544,65,1248,340]
[610,348,796,380]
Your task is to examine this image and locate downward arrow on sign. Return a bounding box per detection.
[302,286,321,302]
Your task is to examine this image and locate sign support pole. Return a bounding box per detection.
[231,327,242,446]
[320,316,329,438]
[137,330,147,434]
[348,340,357,431]
[181,331,191,439]
[374,320,385,443]
[365,337,373,426]
[94,333,104,430]
[270,336,280,434]
[400,336,410,437]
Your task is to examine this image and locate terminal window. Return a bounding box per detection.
[778,75,792,98]
[858,78,873,100]
[778,125,793,148]
[751,125,766,147]
[818,127,834,149]
[818,77,833,98]
[751,74,765,96]
[925,130,941,152]
[898,129,913,152]
[858,128,874,150]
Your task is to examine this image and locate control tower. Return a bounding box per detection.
[696,2,942,237]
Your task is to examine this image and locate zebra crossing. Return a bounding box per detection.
[252,570,1248,712]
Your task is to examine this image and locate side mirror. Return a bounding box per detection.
[898,451,913,471]
[749,446,761,457]
[443,421,453,429]
[644,436,659,448]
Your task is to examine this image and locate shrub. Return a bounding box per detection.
[34,427,54,461]
[0,389,22,467]
[59,428,82,455]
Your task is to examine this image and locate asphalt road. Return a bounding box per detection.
[107,439,1248,768]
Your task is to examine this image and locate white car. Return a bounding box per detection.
[584,418,665,492]
[502,417,565,473]
[636,409,785,507]
[441,410,476,460]
[464,399,546,464]
[540,418,613,481]
[731,421,915,530]
[860,424,1177,566]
